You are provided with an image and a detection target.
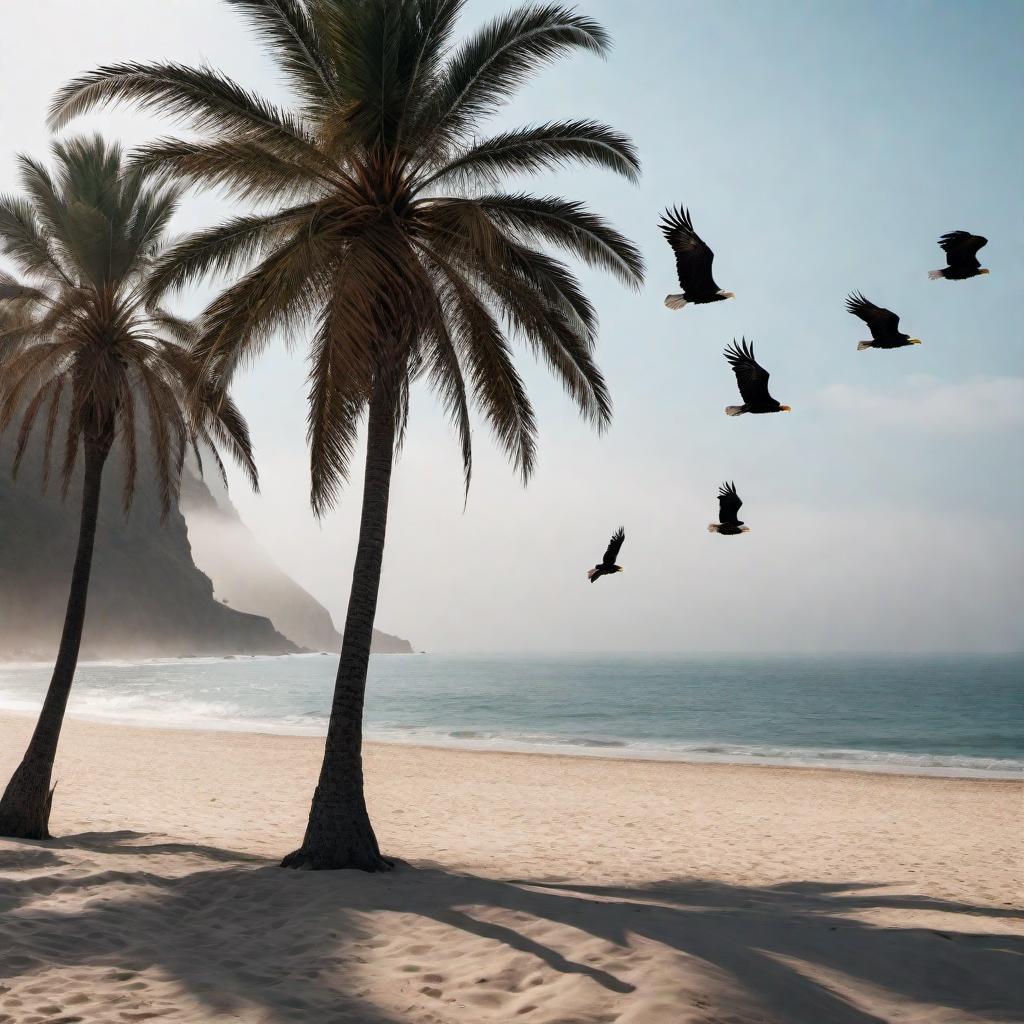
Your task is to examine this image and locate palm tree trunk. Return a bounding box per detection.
[0,436,109,840]
[282,384,396,871]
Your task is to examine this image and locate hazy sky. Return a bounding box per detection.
[1,1,1021,653]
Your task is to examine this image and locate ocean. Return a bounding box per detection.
[1,652,1021,777]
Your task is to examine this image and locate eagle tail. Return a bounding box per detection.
[664,293,688,310]
[856,341,874,351]
[725,405,745,416]
[586,568,599,581]
[707,524,722,533]
[927,269,945,281]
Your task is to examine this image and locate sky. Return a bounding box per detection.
[1,0,1021,653]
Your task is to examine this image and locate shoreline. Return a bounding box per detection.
[2,650,1021,783]
[0,703,1019,780]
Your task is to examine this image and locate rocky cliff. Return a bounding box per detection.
[0,432,298,659]
[0,432,413,659]
[180,466,414,654]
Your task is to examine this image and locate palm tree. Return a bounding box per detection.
[51,0,643,870]
[0,135,258,840]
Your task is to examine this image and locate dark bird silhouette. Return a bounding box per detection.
[724,338,791,416]
[846,292,921,351]
[929,231,989,281]
[708,482,749,535]
[660,206,734,310]
[587,527,625,582]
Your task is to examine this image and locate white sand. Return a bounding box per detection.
[1,713,1021,1023]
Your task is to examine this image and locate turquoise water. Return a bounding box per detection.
[1,652,1021,776]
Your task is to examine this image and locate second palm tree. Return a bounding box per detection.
[0,135,258,839]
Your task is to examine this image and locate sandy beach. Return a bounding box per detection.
[1,712,1021,1024]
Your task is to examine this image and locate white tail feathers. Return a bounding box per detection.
[857,341,874,351]
[586,568,597,580]
[725,405,745,416]
[707,524,721,533]
[928,269,944,281]
[664,293,688,310]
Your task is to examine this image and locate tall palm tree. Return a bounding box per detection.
[0,135,258,840]
[51,0,643,870]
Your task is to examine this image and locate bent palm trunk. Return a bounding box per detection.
[282,385,396,871]
[0,436,109,840]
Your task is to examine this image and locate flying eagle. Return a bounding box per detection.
[587,527,625,582]
[846,292,921,350]
[724,338,791,415]
[660,206,734,310]
[929,231,989,281]
[708,482,749,535]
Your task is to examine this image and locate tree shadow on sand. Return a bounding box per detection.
[1,832,1022,1023]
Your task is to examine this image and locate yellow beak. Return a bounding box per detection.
[910,339,922,345]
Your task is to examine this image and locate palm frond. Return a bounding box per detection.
[40,373,67,487]
[419,203,598,342]
[466,193,645,288]
[393,0,466,151]
[131,137,338,202]
[15,155,69,243]
[465,258,611,429]
[423,249,537,482]
[225,0,338,105]
[123,181,183,267]
[134,357,182,517]
[12,376,63,478]
[302,222,433,513]
[114,372,139,512]
[0,341,76,436]
[192,227,335,380]
[421,120,640,189]
[310,0,437,150]
[420,297,473,496]
[0,194,73,287]
[413,4,610,159]
[0,271,49,306]
[498,241,598,343]
[305,304,367,517]
[49,61,319,156]
[144,203,318,300]
[145,307,200,347]
[0,303,65,363]
[200,389,260,494]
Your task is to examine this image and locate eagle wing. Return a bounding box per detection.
[724,338,772,406]
[846,291,900,340]
[939,231,987,270]
[718,482,743,525]
[660,206,720,294]
[602,527,625,566]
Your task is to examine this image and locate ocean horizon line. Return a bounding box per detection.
[2,648,1022,668]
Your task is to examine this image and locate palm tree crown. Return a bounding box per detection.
[0,134,257,508]
[50,0,643,512]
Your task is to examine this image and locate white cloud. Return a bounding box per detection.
[820,376,1024,434]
